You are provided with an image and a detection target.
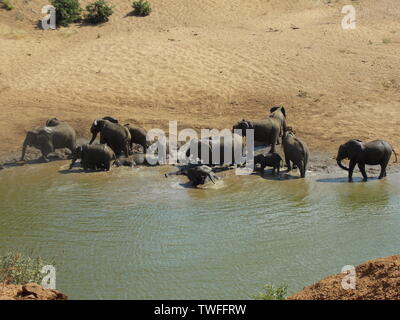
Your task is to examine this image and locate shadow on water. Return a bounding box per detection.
[317,177,379,183]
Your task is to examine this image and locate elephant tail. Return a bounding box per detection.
[392,148,398,163]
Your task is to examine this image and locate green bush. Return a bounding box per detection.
[0,252,47,285]
[84,0,113,24]
[132,0,152,16]
[50,0,82,27]
[1,0,14,10]
[254,284,288,300]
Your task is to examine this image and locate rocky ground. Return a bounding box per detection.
[0,283,67,300]
[289,255,400,300]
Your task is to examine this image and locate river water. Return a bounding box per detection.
[0,161,399,299]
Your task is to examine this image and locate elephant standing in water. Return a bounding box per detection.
[232,119,280,153]
[89,119,131,158]
[254,152,283,174]
[282,129,309,178]
[336,139,397,182]
[185,134,244,166]
[21,118,76,162]
[269,106,287,145]
[124,123,149,153]
[70,144,116,171]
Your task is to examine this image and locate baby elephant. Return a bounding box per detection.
[254,152,283,174]
[70,144,116,171]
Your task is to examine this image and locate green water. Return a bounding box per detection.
[1,161,400,299]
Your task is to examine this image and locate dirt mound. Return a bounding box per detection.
[0,283,68,300]
[289,255,400,300]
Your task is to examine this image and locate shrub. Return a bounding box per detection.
[254,284,288,300]
[50,0,82,27]
[84,0,113,24]
[1,0,14,10]
[0,252,47,285]
[132,0,152,16]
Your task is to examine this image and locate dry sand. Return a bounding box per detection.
[1,0,400,157]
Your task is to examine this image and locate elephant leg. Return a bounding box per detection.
[348,159,357,182]
[379,163,387,179]
[358,162,368,181]
[299,161,306,178]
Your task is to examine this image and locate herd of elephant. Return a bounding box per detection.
[19,106,398,186]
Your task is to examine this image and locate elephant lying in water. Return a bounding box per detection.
[165,165,218,187]
[21,118,76,162]
[336,139,398,182]
[70,144,116,171]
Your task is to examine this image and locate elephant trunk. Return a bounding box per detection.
[337,159,349,171]
[89,130,97,145]
[207,172,216,184]
[20,139,29,161]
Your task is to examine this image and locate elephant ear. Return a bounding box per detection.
[280,106,286,118]
[270,106,279,113]
[346,140,364,159]
[244,120,253,129]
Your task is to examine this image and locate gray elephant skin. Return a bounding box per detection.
[282,130,309,178]
[89,119,131,157]
[166,165,217,186]
[336,139,397,182]
[124,123,149,153]
[232,119,280,153]
[185,134,244,166]
[254,152,283,174]
[269,106,287,144]
[70,144,116,171]
[21,118,76,162]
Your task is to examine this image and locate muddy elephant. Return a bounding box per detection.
[336,139,397,182]
[89,119,131,157]
[254,152,283,174]
[282,130,309,178]
[165,165,217,186]
[185,134,244,166]
[124,124,149,153]
[70,144,116,171]
[21,119,76,162]
[232,119,280,153]
[269,106,287,145]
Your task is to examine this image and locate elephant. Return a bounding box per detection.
[232,119,280,153]
[282,129,309,178]
[336,139,398,182]
[254,152,283,174]
[21,119,76,162]
[89,119,131,158]
[269,106,287,145]
[124,123,149,153]
[185,134,244,166]
[165,164,217,186]
[69,144,116,171]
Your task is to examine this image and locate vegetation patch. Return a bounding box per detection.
[0,252,49,285]
[84,0,114,24]
[50,0,82,27]
[1,0,14,11]
[132,0,152,16]
[254,284,288,300]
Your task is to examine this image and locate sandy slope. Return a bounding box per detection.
[1,0,400,157]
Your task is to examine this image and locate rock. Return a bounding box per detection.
[0,283,67,300]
